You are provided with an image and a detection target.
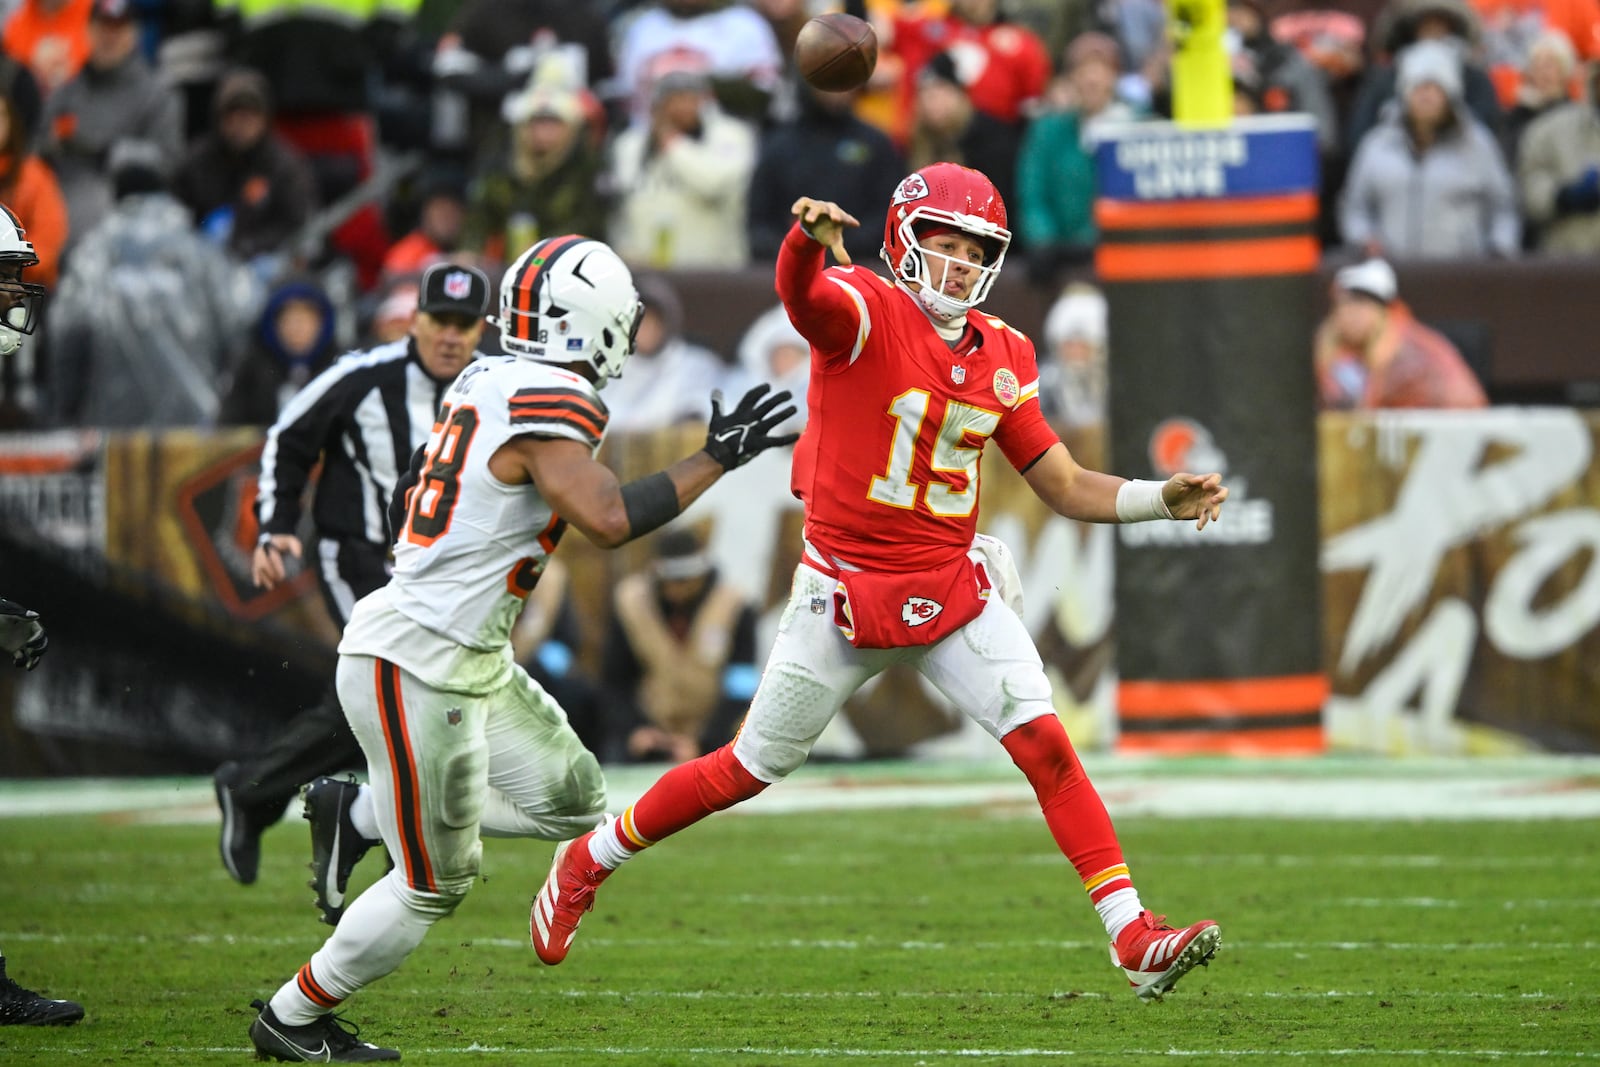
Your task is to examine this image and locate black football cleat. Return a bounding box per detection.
[248,998,399,1062]
[0,958,84,1026]
[304,776,379,926]
[214,760,269,885]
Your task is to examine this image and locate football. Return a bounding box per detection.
[794,13,878,93]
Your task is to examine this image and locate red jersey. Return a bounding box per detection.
[891,13,1051,127]
[776,224,1059,573]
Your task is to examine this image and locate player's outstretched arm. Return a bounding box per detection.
[1023,443,1228,529]
[493,385,798,549]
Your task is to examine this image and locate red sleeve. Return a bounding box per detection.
[774,221,865,364]
[994,397,1060,471]
[992,339,1060,470]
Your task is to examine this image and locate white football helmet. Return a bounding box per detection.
[494,236,644,386]
[0,204,43,357]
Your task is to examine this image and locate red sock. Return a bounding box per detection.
[617,744,768,849]
[1001,715,1125,883]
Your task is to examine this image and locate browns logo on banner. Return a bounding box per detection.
[1093,114,1327,754]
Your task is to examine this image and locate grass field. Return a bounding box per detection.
[1,765,1598,1065]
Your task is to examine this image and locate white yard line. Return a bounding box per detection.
[12,1046,1597,1060]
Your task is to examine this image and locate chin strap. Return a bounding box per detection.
[899,281,967,335]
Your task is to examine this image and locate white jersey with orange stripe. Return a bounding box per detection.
[339,356,608,694]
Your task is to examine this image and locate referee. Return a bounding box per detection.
[214,262,493,886]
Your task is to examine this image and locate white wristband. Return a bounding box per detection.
[1115,479,1175,523]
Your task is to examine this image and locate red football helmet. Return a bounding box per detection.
[880,162,1011,319]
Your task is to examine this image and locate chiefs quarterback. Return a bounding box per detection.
[533,163,1230,1001]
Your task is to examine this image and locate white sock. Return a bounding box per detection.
[1097,887,1144,943]
[349,785,380,842]
[585,815,637,870]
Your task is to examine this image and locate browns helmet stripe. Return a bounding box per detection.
[510,234,586,343]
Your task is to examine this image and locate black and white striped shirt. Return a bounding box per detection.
[256,338,483,547]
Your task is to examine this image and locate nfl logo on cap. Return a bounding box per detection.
[444,271,472,300]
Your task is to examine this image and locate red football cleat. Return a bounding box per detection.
[531,833,610,965]
[1110,910,1222,1001]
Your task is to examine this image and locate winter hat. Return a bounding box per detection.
[1397,39,1463,99]
[1334,258,1398,304]
[1044,285,1109,348]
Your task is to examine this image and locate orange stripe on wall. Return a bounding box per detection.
[1096,236,1319,281]
[1119,725,1325,755]
[1119,674,1329,715]
[1096,193,1319,230]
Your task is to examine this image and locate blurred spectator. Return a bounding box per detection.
[431,0,612,162]
[600,525,758,765]
[38,0,182,246]
[46,139,261,427]
[887,0,1051,141]
[852,0,917,142]
[2,0,91,96]
[1500,28,1578,164]
[1227,0,1341,151]
[1314,258,1487,409]
[746,81,903,265]
[1471,0,1600,106]
[731,302,809,436]
[0,92,65,288]
[1271,7,1368,106]
[608,68,756,270]
[381,175,465,278]
[1232,50,1270,114]
[602,272,727,433]
[906,52,1018,222]
[363,275,418,345]
[509,556,604,758]
[1517,63,1600,252]
[1348,0,1502,147]
[1038,283,1109,433]
[216,0,418,291]
[748,0,810,126]
[219,275,339,426]
[1016,33,1135,279]
[153,0,229,142]
[1004,0,1081,62]
[173,68,318,266]
[613,0,784,126]
[1340,40,1519,258]
[462,78,605,267]
[0,53,42,143]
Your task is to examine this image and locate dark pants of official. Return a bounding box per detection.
[226,538,391,823]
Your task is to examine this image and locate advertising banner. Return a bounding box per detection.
[1095,115,1327,754]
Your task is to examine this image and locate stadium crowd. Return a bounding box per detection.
[0,0,1591,433]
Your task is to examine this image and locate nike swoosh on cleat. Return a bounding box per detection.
[264,1019,330,1060]
[325,821,344,909]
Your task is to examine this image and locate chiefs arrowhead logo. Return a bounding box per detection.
[901,595,944,627]
[892,174,930,205]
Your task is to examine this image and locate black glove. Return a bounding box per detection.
[703,384,800,471]
[0,597,47,671]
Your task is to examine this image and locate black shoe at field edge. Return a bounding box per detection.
[215,760,274,885]
[0,958,84,1026]
[248,998,400,1062]
[303,775,379,926]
